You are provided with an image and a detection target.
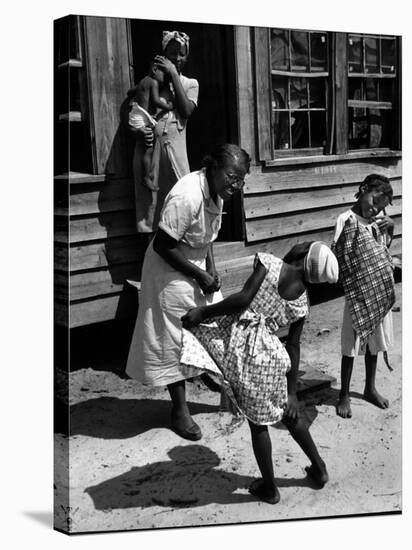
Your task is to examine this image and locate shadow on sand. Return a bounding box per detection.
[68,397,219,439]
[85,445,256,510]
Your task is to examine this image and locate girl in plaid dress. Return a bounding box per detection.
[333,174,395,419]
[181,242,338,504]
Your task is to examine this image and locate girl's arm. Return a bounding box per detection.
[181,261,267,327]
[154,56,196,119]
[284,317,306,421]
[153,229,218,294]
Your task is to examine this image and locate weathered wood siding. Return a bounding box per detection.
[54,173,145,328]
[243,158,402,255]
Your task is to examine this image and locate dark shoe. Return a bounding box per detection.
[171,420,202,441]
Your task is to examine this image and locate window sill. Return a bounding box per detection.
[263,149,401,168]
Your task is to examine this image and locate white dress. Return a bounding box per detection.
[126,169,223,385]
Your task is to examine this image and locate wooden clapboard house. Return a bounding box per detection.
[54,16,402,337]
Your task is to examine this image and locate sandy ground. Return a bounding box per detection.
[54,283,402,533]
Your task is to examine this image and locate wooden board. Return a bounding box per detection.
[244,178,402,219]
[246,200,402,242]
[55,210,137,244]
[245,158,402,194]
[55,292,137,328]
[55,262,141,301]
[254,27,272,161]
[235,26,256,161]
[55,178,135,216]
[83,16,132,175]
[55,235,143,272]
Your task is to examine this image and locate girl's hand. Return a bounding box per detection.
[154,55,178,76]
[197,271,220,295]
[284,393,300,424]
[181,307,205,329]
[376,216,394,234]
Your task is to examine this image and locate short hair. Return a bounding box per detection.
[355,173,393,204]
[283,241,312,265]
[202,143,251,174]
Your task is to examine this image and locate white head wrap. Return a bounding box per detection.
[304,241,339,284]
[162,30,190,54]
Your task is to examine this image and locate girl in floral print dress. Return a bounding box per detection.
[181,241,338,504]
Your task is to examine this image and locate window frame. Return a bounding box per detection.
[254,28,401,163]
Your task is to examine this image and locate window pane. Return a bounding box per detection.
[271,29,289,71]
[310,33,327,71]
[348,35,362,73]
[292,111,309,147]
[349,107,368,148]
[273,112,290,149]
[349,107,392,149]
[291,31,309,71]
[290,78,307,108]
[348,77,363,100]
[365,78,378,100]
[309,79,326,107]
[379,79,394,102]
[381,38,396,73]
[310,111,327,147]
[272,77,288,108]
[365,37,378,73]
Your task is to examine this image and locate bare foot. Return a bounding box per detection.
[305,461,329,488]
[363,388,389,409]
[336,394,352,418]
[249,478,280,505]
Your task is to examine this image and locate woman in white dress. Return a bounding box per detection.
[126,144,251,441]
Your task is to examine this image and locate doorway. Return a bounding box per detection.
[128,18,243,241]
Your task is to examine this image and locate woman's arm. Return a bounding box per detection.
[153,229,218,293]
[205,244,221,291]
[154,56,196,119]
[181,261,267,327]
[283,317,306,422]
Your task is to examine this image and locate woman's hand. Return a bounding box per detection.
[197,271,220,295]
[181,307,205,329]
[207,268,222,292]
[129,125,154,146]
[284,393,300,425]
[154,55,178,77]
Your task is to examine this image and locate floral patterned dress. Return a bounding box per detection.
[180,253,308,425]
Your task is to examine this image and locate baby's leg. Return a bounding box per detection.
[247,421,280,504]
[284,416,328,488]
[336,355,354,418]
[142,146,157,190]
[363,348,389,409]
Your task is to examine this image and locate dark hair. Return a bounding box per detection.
[283,241,312,265]
[355,173,393,204]
[202,143,251,174]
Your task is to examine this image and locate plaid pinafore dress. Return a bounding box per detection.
[180,253,308,425]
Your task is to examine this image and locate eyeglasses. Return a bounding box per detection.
[225,172,245,189]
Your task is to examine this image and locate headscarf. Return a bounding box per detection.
[162,30,190,54]
[304,241,339,284]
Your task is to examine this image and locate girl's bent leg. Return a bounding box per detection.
[337,355,354,418]
[363,349,389,409]
[167,380,202,441]
[284,416,329,488]
[248,421,280,504]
